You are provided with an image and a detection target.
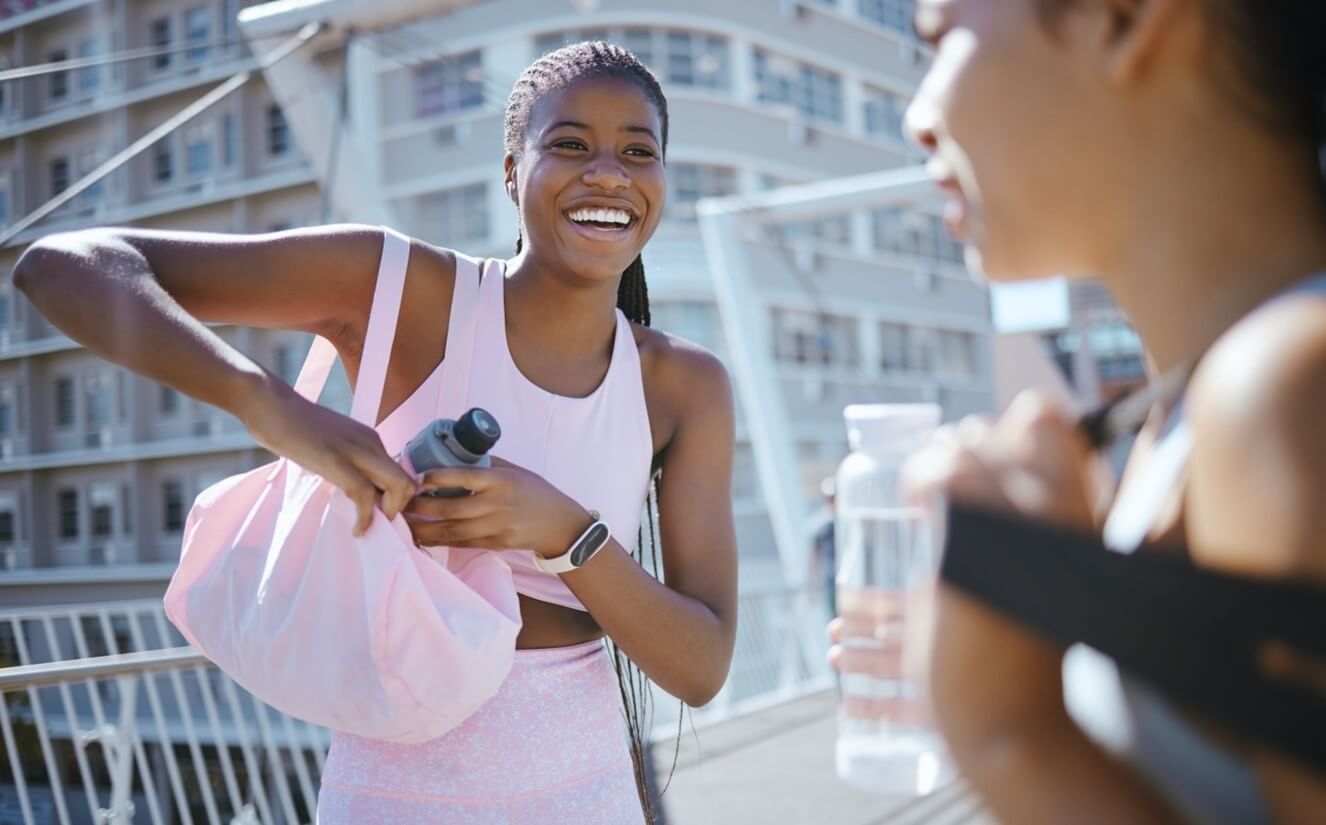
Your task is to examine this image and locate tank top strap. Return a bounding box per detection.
[431,252,489,418]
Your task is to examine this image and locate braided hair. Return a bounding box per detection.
[505,41,671,821]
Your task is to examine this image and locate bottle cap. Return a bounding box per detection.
[843,404,940,455]
[453,408,501,456]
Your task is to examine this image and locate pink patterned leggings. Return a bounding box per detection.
[315,639,645,824]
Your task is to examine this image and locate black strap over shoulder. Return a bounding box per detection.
[939,504,1326,776]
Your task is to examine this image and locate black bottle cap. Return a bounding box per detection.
[453,408,501,456]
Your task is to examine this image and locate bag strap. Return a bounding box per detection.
[940,503,1326,776]
[290,227,412,426]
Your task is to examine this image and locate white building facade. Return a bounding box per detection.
[0,0,995,600]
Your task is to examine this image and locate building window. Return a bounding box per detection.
[91,502,113,538]
[872,207,964,264]
[413,51,484,118]
[84,372,110,433]
[186,7,211,62]
[154,140,174,183]
[753,49,843,124]
[185,124,212,175]
[160,385,180,415]
[0,397,10,437]
[418,183,489,245]
[78,40,100,93]
[858,0,916,34]
[651,301,719,352]
[0,187,8,237]
[49,157,70,197]
[662,30,728,89]
[0,511,13,544]
[879,322,978,378]
[667,163,737,221]
[534,28,729,91]
[772,309,861,367]
[48,49,68,101]
[266,104,289,156]
[54,377,75,428]
[58,489,79,540]
[151,18,173,70]
[162,480,185,533]
[863,85,908,142]
[78,150,104,205]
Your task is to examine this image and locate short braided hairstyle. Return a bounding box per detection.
[505,41,667,327]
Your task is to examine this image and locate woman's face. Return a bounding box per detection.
[907,0,1130,282]
[506,75,666,283]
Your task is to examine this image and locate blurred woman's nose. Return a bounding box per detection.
[904,91,940,154]
[582,152,630,190]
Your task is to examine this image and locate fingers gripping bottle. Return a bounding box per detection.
[399,408,502,497]
[834,403,953,796]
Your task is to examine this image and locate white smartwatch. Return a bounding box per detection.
[534,511,611,574]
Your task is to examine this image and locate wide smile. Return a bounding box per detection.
[563,206,639,243]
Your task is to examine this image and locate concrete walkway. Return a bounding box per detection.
[652,690,992,825]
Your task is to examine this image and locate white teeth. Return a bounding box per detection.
[568,207,631,226]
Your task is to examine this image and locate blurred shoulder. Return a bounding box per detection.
[1186,286,1326,579]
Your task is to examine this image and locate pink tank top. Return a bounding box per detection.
[373,245,654,612]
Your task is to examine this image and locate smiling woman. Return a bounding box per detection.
[14,40,737,825]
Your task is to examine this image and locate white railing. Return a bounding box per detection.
[1,586,827,824]
[0,601,327,825]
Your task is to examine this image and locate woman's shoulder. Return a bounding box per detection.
[632,323,732,403]
[631,323,734,446]
[332,226,460,360]
[1185,285,1326,580]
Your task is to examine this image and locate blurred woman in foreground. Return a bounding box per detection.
[834,1,1326,822]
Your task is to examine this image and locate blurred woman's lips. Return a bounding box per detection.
[928,174,969,237]
[943,198,968,237]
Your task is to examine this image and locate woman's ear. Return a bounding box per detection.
[1096,0,1187,85]
[503,152,519,206]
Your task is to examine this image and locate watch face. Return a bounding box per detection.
[570,523,611,567]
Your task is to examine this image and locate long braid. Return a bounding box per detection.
[506,41,675,823]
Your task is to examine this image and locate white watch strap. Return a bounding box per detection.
[534,512,606,574]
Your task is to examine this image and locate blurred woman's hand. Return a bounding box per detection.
[239,375,418,536]
[904,392,1099,761]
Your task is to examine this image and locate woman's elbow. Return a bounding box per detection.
[12,231,94,301]
[678,662,730,707]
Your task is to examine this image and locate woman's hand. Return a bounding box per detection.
[238,374,419,536]
[904,393,1100,753]
[402,457,593,558]
[903,391,1097,531]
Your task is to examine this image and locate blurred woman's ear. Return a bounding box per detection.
[1098,0,1186,85]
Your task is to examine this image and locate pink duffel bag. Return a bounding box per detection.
[164,227,522,744]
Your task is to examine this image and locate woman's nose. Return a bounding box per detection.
[904,93,940,155]
[582,155,630,190]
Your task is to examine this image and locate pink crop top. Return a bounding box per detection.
[373,245,654,611]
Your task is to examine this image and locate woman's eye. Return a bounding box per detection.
[553,139,587,150]
[626,147,657,158]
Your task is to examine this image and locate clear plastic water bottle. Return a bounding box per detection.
[834,403,952,795]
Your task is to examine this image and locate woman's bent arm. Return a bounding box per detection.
[12,223,416,532]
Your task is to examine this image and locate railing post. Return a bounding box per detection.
[100,675,137,825]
